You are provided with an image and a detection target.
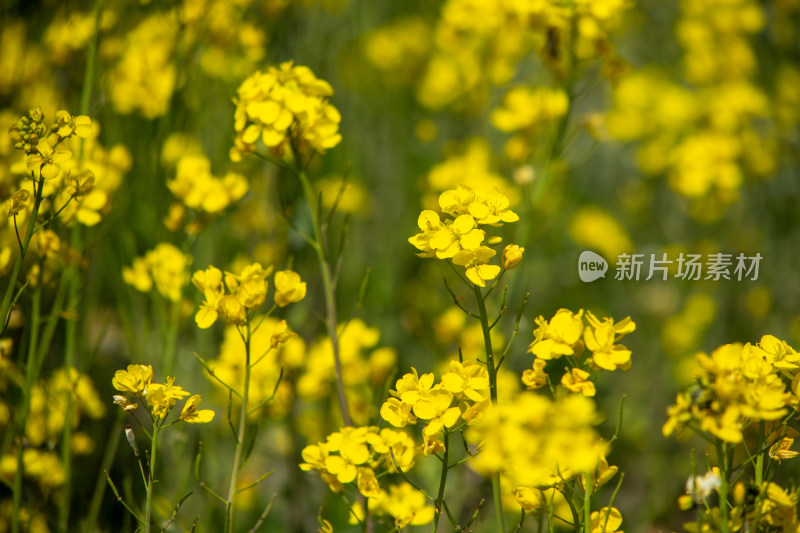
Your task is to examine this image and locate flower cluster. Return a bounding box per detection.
[300,426,433,528]
[192,263,305,328]
[231,62,342,161]
[166,153,248,230]
[122,243,192,302]
[409,185,521,286]
[466,392,608,490]
[365,0,629,112]
[107,12,178,119]
[663,335,797,443]
[380,361,490,454]
[112,364,214,423]
[525,309,636,397]
[9,108,91,180]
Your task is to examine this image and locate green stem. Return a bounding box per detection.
[471,284,504,533]
[226,323,252,533]
[1,174,45,336]
[717,442,729,533]
[755,421,764,486]
[144,423,161,533]
[432,430,450,533]
[83,417,121,533]
[12,283,42,533]
[583,473,592,533]
[297,170,352,427]
[163,298,181,377]
[59,1,101,525]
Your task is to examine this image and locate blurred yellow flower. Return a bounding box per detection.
[273,270,307,307]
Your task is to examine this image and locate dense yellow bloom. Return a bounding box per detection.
[467,392,607,488]
[167,154,248,215]
[492,86,568,132]
[664,337,795,443]
[232,62,341,160]
[409,185,517,286]
[107,12,178,119]
[300,426,419,498]
[122,243,192,302]
[146,377,190,418]
[192,262,275,328]
[373,482,434,528]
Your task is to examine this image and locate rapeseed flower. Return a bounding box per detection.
[409,185,517,286]
[232,62,341,160]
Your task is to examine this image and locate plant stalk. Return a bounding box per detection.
[471,284,504,533]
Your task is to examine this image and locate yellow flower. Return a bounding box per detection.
[514,486,545,511]
[270,319,297,349]
[769,437,799,463]
[561,368,596,397]
[529,308,585,360]
[54,110,92,138]
[7,189,30,217]
[145,377,190,418]
[468,188,519,225]
[522,358,548,389]
[376,482,435,528]
[356,467,381,498]
[26,137,71,179]
[441,360,489,402]
[589,507,623,533]
[501,244,524,270]
[179,395,215,423]
[380,397,417,428]
[230,263,270,308]
[274,270,307,307]
[584,311,635,371]
[112,364,153,395]
[452,245,501,287]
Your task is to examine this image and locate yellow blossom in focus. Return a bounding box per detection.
[522,359,548,389]
[529,308,584,360]
[561,368,596,397]
[232,62,342,160]
[179,395,215,423]
[502,244,524,270]
[145,377,190,418]
[112,364,153,395]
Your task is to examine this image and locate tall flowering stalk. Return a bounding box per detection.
[409,184,524,531]
[664,335,800,532]
[109,364,214,533]
[192,262,305,533]
[230,62,352,428]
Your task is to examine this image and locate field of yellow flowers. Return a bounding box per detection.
[2,0,800,532]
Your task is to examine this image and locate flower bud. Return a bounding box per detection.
[502,244,524,270]
[29,107,44,123]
